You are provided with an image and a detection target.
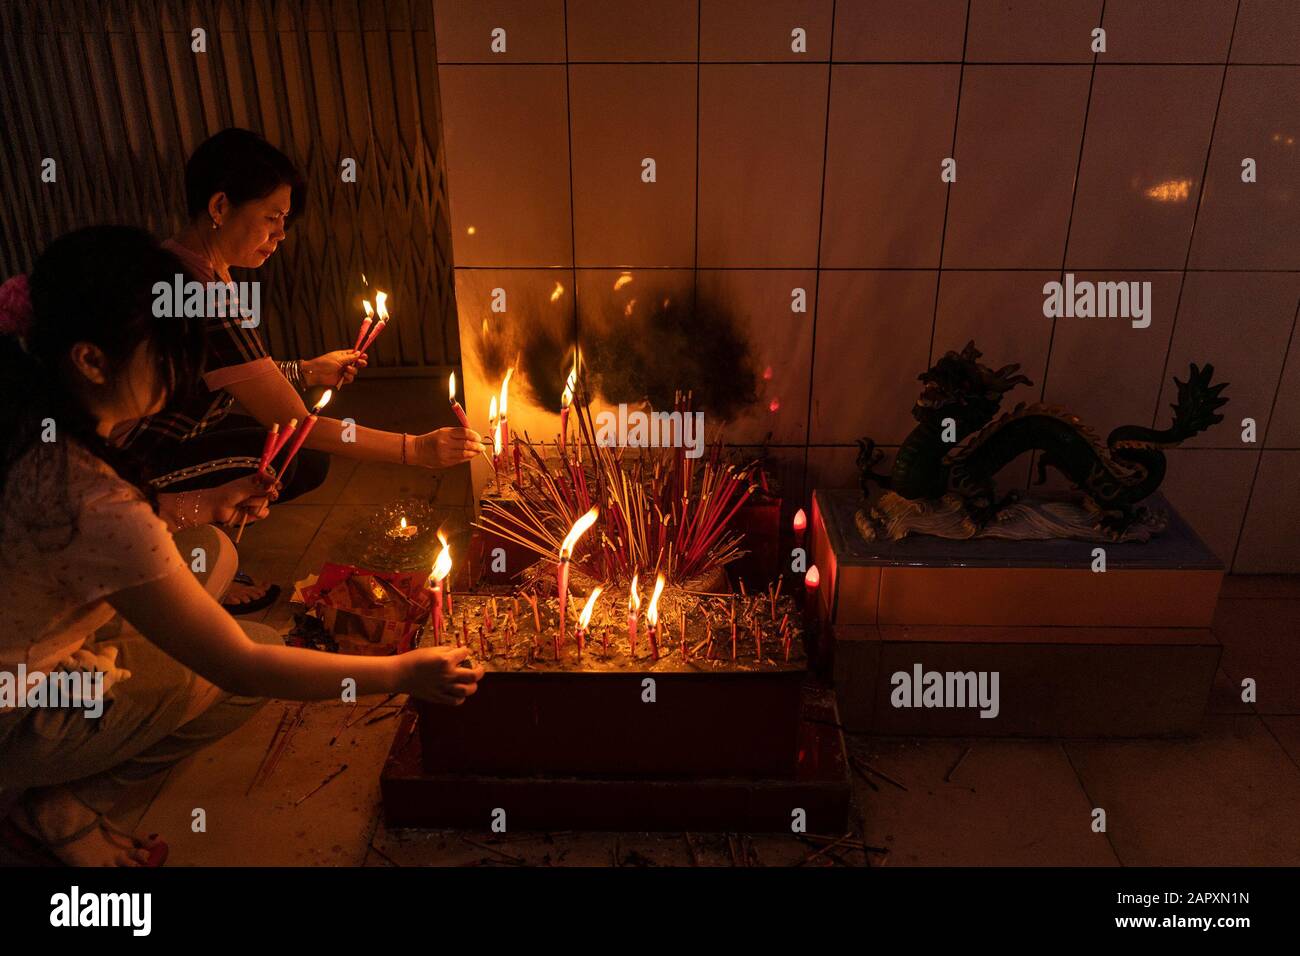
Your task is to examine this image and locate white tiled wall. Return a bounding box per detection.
[434,0,1300,571]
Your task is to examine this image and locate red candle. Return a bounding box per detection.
[358,292,389,353]
[555,558,569,661]
[793,507,808,550]
[275,413,319,473]
[804,563,821,623]
[256,422,280,474]
[428,533,451,643]
[627,574,640,657]
[498,368,512,471]
[556,507,599,658]
[268,417,298,466]
[645,573,665,662]
[431,582,444,642]
[448,372,471,428]
[353,300,374,351]
[559,363,576,453]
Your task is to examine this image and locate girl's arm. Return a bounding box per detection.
[107,569,483,705]
[224,368,481,469]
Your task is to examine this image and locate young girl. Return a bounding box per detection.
[0,227,483,867]
[120,127,482,614]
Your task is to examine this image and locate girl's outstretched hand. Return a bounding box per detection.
[403,646,485,706]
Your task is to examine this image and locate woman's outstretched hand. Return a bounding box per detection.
[304,349,368,387]
[403,646,485,706]
[412,426,483,469]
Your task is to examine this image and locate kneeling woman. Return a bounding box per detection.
[119,128,482,614]
[0,228,482,867]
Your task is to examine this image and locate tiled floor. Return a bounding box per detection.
[9,379,1300,867]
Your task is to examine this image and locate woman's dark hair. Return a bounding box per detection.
[185,127,306,225]
[0,226,207,551]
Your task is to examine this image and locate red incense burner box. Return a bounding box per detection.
[418,667,804,778]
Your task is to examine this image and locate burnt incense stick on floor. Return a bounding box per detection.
[852,756,908,792]
[292,763,348,807]
[945,745,973,783]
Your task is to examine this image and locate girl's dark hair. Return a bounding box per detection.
[0,225,207,552]
[185,127,306,224]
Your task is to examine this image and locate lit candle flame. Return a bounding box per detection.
[488,395,498,424]
[312,389,334,414]
[645,573,666,628]
[430,531,452,584]
[499,367,513,417]
[363,300,373,319]
[561,364,577,409]
[792,508,807,533]
[449,371,457,402]
[628,573,640,612]
[559,506,599,559]
[493,421,502,456]
[374,291,389,321]
[806,564,820,588]
[400,516,408,531]
[578,587,603,631]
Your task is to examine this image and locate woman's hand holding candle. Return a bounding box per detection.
[303,349,367,387]
[411,426,483,469]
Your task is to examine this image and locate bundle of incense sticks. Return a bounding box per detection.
[475,382,758,589]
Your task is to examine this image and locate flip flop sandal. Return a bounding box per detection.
[221,571,282,616]
[3,795,168,867]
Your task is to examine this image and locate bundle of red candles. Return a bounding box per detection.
[234,389,334,542]
[338,290,391,390]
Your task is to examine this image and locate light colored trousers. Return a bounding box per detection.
[0,525,280,815]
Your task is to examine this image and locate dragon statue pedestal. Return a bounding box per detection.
[811,486,1225,738]
[857,490,1169,544]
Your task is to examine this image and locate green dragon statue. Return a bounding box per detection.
[856,342,1229,538]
